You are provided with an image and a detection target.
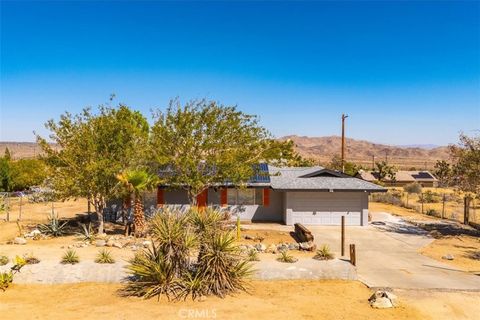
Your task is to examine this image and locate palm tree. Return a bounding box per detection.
[116,169,158,237]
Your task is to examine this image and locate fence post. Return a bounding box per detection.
[341,216,345,256]
[464,196,470,225]
[421,193,424,214]
[441,193,445,219]
[6,195,10,222]
[19,195,22,220]
[349,244,356,266]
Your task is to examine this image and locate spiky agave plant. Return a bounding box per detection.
[247,249,260,262]
[37,212,68,237]
[95,249,115,264]
[314,244,334,261]
[61,250,80,264]
[196,231,252,298]
[277,250,297,263]
[76,222,96,242]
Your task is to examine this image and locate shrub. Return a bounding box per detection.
[0,255,8,266]
[276,250,297,263]
[123,208,252,301]
[314,245,334,260]
[61,250,79,265]
[76,223,95,242]
[95,249,115,264]
[23,253,40,264]
[38,213,68,237]
[426,209,439,217]
[247,249,260,262]
[0,271,13,291]
[370,192,402,206]
[419,191,441,203]
[403,182,422,195]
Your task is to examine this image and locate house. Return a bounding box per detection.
[356,170,438,187]
[142,165,386,226]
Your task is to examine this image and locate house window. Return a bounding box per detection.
[227,188,261,205]
[237,189,255,205]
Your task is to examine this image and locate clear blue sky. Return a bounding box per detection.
[1,1,479,145]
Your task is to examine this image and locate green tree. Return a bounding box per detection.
[433,160,451,187]
[328,155,360,176]
[375,161,397,182]
[10,159,48,191]
[150,99,284,203]
[403,182,422,206]
[0,157,11,192]
[267,139,316,167]
[36,104,149,234]
[116,169,158,237]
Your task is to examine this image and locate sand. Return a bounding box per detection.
[0,280,434,320]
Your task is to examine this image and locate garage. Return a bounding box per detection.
[287,191,364,226]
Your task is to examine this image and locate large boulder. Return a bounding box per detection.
[369,290,397,309]
[95,239,106,247]
[294,223,314,242]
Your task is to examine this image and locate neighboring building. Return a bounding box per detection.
[356,170,438,187]
[142,165,386,226]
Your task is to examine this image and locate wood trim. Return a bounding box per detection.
[220,188,228,207]
[156,188,164,207]
[196,189,208,208]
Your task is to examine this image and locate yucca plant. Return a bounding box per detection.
[37,213,68,237]
[0,271,13,291]
[277,250,297,263]
[76,222,96,242]
[61,250,80,265]
[123,242,181,300]
[95,249,115,264]
[314,244,334,261]
[149,209,196,273]
[177,272,206,301]
[196,232,252,298]
[0,255,8,266]
[247,249,260,262]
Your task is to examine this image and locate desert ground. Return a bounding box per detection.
[1,198,479,319]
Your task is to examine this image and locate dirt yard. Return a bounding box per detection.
[371,202,480,274]
[4,280,477,320]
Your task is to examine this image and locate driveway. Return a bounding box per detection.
[306,212,480,290]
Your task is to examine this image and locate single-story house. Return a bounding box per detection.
[356,170,438,187]
[142,165,386,226]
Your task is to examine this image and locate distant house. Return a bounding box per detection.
[356,170,438,187]
[140,165,385,226]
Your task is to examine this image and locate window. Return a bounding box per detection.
[227,188,262,205]
[237,189,255,205]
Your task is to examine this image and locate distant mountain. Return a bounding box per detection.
[279,135,450,169]
[397,144,440,150]
[1,137,450,170]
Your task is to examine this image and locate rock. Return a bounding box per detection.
[442,254,454,260]
[277,244,289,252]
[244,235,254,240]
[254,243,266,252]
[238,245,248,252]
[266,244,277,254]
[130,245,139,251]
[106,240,115,247]
[25,229,42,238]
[369,290,396,309]
[95,240,106,247]
[288,243,300,250]
[68,245,74,249]
[142,240,151,248]
[14,237,27,245]
[97,233,108,239]
[113,242,123,249]
[299,241,316,251]
[198,295,207,302]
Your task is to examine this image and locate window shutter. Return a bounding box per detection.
[220,188,228,207]
[263,188,270,207]
[196,189,208,208]
[156,188,164,207]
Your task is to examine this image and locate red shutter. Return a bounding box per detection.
[220,188,228,207]
[196,189,208,208]
[263,188,270,207]
[156,188,164,207]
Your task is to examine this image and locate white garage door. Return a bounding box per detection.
[289,192,362,226]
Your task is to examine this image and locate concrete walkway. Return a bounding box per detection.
[308,212,480,290]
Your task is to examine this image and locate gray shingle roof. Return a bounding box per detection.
[268,166,386,192]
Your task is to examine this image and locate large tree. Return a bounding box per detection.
[375,161,397,183]
[36,104,149,234]
[150,99,286,203]
[10,159,48,191]
[433,160,451,187]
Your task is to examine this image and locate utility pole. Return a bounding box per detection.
[372,155,375,170]
[341,114,349,173]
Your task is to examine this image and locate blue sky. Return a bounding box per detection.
[1,1,479,145]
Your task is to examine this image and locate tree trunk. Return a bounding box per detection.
[133,196,145,237]
[94,198,105,235]
[464,196,470,225]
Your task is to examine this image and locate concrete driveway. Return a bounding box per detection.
[306,212,480,290]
